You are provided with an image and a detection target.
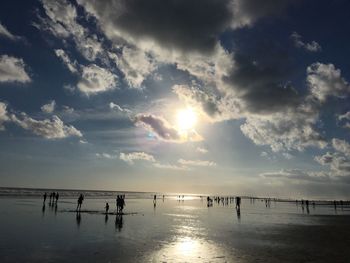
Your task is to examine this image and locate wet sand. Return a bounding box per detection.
[0,196,349,262]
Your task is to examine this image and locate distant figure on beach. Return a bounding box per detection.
[236,196,241,210]
[55,192,59,203]
[76,194,84,211]
[43,192,47,203]
[153,195,157,204]
[116,195,125,214]
[105,202,109,214]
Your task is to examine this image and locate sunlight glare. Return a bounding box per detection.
[176,108,197,131]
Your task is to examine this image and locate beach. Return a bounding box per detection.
[0,189,349,263]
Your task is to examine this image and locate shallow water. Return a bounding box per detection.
[0,195,349,263]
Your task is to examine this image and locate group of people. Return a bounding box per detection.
[206,196,241,210]
[116,195,126,213]
[43,192,59,205]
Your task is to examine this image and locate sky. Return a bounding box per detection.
[1,0,350,198]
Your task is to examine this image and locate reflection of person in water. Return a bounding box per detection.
[76,211,81,227]
[115,214,123,231]
[43,192,47,203]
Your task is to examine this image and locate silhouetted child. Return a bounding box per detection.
[43,192,47,203]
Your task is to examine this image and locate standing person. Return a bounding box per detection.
[76,194,84,211]
[116,195,120,213]
[43,192,47,203]
[236,196,241,210]
[119,196,125,214]
[55,192,59,203]
[105,202,109,214]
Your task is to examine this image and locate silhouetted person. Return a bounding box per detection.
[236,197,241,210]
[49,192,52,204]
[105,202,109,214]
[43,192,47,203]
[52,192,56,202]
[76,194,84,211]
[153,195,157,204]
[55,192,59,203]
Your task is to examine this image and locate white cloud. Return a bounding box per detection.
[0,102,9,130]
[11,113,82,139]
[240,107,327,152]
[41,100,56,113]
[260,169,330,183]
[37,0,103,61]
[0,55,31,83]
[332,138,350,157]
[96,153,118,159]
[119,152,156,165]
[178,159,216,167]
[77,64,117,94]
[109,47,156,88]
[307,63,350,102]
[0,22,21,41]
[153,162,189,171]
[290,32,322,52]
[54,49,78,73]
[196,147,208,154]
[109,102,131,113]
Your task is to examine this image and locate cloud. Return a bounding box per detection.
[290,32,322,52]
[0,22,22,41]
[133,113,203,142]
[178,159,216,167]
[10,113,82,139]
[78,0,296,55]
[109,47,156,88]
[54,49,78,73]
[337,111,350,130]
[332,138,350,157]
[260,169,330,183]
[77,64,118,94]
[96,153,118,159]
[152,162,189,171]
[0,55,31,83]
[240,106,327,152]
[0,102,9,130]
[37,0,102,61]
[307,63,350,102]
[196,147,208,154]
[119,151,155,165]
[109,102,131,113]
[41,100,56,113]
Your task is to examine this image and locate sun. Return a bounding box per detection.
[176,108,197,131]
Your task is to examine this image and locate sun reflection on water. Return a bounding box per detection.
[150,236,229,262]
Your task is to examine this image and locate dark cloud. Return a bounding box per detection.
[134,114,180,141]
[224,42,300,114]
[78,0,297,54]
